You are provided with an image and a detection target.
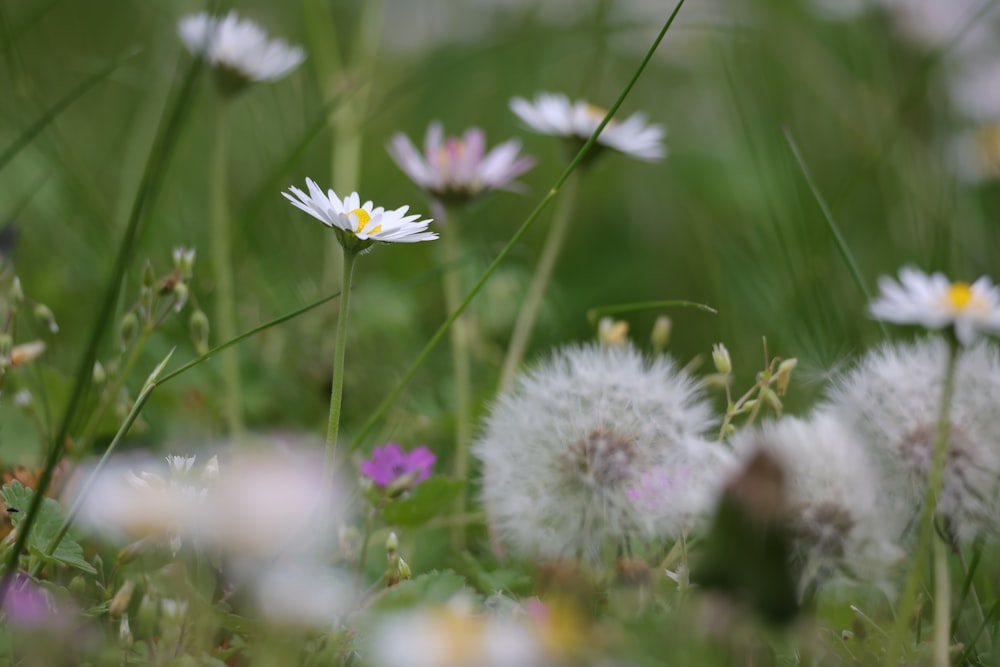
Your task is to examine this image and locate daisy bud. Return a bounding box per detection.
[189,309,210,356]
[775,358,797,396]
[109,580,136,618]
[712,343,732,376]
[32,304,58,334]
[650,315,671,354]
[119,313,139,348]
[92,361,107,385]
[598,317,629,347]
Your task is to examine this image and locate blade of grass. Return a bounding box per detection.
[782,127,888,339]
[586,299,718,324]
[0,53,202,600]
[347,0,690,453]
[0,47,141,174]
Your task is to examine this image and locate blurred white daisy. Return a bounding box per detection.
[826,338,1000,541]
[730,412,904,593]
[510,92,666,162]
[283,178,437,252]
[869,267,1000,345]
[387,123,535,201]
[177,11,304,92]
[474,343,729,563]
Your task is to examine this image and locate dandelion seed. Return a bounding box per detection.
[827,338,1000,541]
[869,267,1000,345]
[388,123,535,201]
[510,92,666,161]
[475,343,729,563]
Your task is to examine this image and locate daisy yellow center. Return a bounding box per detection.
[946,282,982,311]
[584,103,616,126]
[348,208,381,235]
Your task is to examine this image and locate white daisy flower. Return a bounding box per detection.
[387,122,535,201]
[474,343,729,563]
[730,412,904,592]
[510,92,666,162]
[869,267,1000,345]
[826,338,1000,541]
[283,178,437,252]
[177,11,304,91]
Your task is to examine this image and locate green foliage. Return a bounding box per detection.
[381,477,465,527]
[1,480,95,574]
[366,570,470,611]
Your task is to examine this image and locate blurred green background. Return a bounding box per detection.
[1,0,998,467]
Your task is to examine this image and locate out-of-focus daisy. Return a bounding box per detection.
[177,11,304,94]
[283,179,437,253]
[947,124,1000,183]
[510,92,666,162]
[869,267,1000,345]
[388,123,535,201]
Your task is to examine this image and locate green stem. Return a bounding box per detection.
[933,536,951,667]
[885,338,960,667]
[441,209,472,551]
[211,101,243,435]
[324,249,357,485]
[347,0,689,454]
[498,169,580,391]
[356,508,375,578]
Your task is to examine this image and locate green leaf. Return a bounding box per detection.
[381,477,465,527]
[366,570,470,611]
[2,480,96,574]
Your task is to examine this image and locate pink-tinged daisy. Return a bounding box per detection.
[869,267,1000,345]
[388,122,535,201]
[510,92,666,162]
[283,178,436,252]
[178,11,304,93]
[361,443,436,488]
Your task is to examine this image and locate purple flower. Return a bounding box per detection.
[361,443,436,488]
[387,122,535,201]
[2,575,59,628]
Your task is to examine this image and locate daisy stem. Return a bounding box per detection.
[324,248,358,486]
[211,100,244,436]
[441,206,473,551]
[885,337,960,667]
[498,169,581,391]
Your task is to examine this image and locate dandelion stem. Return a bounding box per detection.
[347,0,689,453]
[499,169,580,392]
[441,207,473,551]
[324,248,357,485]
[211,100,244,436]
[933,536,951,667]
[885,337,960,667]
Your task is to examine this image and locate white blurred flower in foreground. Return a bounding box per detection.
[731,412,904,592]
[283,179,437,252]
[827,338,1000,541]
[869,267,1000,345]
[178,11,304,90]
[510,92,666,161]
[387,123,535,201]
[368,597,548,667]
[474,343,728,563]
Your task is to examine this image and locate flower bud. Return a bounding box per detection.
[189,309,210,356]
[141,261,156,291]
[32,304,58,334]
[385,531,399,559]
[598,317,629,347]
[0,334,12,369]
[119,616,133,648]
[135,595,157,638]
[11,340,45,366]
[397,556,411,581]
[109,580,136,618]
[92,360,107,385]
[775,358,797,396]
[7,277,23,306]
[711,343,732,376]
[762,387,782,413]
[68,575,87,598]
[172,247,196,279]
[172,282,189,313]
[120,312,139,348]
[650,315,671,354]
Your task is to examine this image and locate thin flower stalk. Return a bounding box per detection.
[498,169,580,391]
[885,338,960,667]
[325,249,358,485]
[212,101,244,435]
[441,207,473,550]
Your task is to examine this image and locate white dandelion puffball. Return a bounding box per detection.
[474,343,729,563]
[826,337,1000,541]
[178,11,304,85]
[730,412,904,591]
[510,92,666,162]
